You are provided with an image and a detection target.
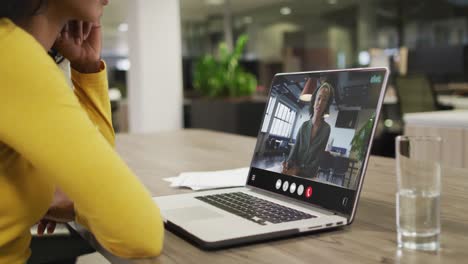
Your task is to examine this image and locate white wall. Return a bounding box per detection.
[253,22,301,62]
[328,26,354,68]
[127,0,183,133]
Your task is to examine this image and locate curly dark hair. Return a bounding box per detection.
[0,0,47,23]
[309,82,334,118]
[1,0,63,64]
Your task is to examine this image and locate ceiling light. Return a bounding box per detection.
[328,0,338,5]
[358,51,370,66]
[384,119,394,128]
[205,0,225,5]
[118,23,128,32]
[116,59,131,71]
[280,7,292,16]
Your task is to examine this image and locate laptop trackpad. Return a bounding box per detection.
[165,206,224,222]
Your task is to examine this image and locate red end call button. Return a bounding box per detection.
[305,186,313,198]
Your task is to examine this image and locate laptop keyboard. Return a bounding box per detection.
[195,192,315,226]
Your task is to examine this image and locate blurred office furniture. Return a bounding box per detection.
[331,156,351,187]
[29,224,95,264]
[387,92,468,111]
[437,95,468,109]
[70,130,468,263]
[395,74,452,114]
[407,46,467,81]
[335,110,359,129]
[318,153,353,188]
[318,152,334,180]
[346,159,359,189]
[404,110,468,169]
[109,88,122,132]
[114,99,129,133]
[377,74,453,158]
[434,83,468,95]
[264,137,290,156]
[186,97,267,137]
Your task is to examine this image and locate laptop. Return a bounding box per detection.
[154,67,389,249]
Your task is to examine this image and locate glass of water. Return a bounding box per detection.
[396,135,442,251]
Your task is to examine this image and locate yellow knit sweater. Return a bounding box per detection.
[0,18,163,263]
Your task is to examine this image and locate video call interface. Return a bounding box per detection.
[251,70,384,192]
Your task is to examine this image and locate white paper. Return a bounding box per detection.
[163,167,249,191]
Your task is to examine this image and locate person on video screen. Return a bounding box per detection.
[282,81,334,178]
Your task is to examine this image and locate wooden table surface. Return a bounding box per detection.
[79,129,468,264]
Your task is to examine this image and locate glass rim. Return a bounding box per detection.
[396,135,442,142]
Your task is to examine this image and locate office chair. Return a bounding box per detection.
[331,157,350,187]
[28,224,95,264]
[395,74,453,114]
[317,152,334,181]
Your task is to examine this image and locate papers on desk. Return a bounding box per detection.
[164,167,249,191]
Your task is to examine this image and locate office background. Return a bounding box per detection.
[100,0,468,159]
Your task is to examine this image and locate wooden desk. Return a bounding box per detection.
[434,83,468,95]
[77,129,468,264]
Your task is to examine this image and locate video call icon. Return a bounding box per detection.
[289,183,297,194]
[274,179,310,198]
[297,185,304,196]
[306,186,313,198]
[275,179,282,190]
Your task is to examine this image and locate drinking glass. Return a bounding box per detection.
[395,135,442,251]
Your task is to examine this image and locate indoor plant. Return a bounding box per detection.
[351,114,376,161]
[188,35,264,136]
[193,34,257,97]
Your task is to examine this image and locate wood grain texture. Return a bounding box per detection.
[464,130,468,168]
[79,129,468,264]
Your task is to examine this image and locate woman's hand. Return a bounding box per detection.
[281,162,300,176]
[37,188,75,236]
[54,20,102,73]
[37,219,56,236]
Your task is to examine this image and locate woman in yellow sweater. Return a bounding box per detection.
[0,0,164,263]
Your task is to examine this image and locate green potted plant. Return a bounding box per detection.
[350,114,376,161]
[188,35,264,136]
[193,35,257,97]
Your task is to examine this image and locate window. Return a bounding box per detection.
[269,102,296,138]
[261,96,276,132]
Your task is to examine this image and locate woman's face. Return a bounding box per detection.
[313,87,330,117]
[55,0,109,22]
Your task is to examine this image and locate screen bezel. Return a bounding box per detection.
[245,67,390,222]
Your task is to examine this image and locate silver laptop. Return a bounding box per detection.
[154,68,389,249]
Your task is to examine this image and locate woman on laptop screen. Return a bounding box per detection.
[282,81,334,178]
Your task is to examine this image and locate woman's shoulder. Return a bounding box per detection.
[0,19,64,90]
[301,119,312,128]
[297,120,311,133]
[0,19,57,73]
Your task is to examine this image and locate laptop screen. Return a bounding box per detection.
[247,68,388,216]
